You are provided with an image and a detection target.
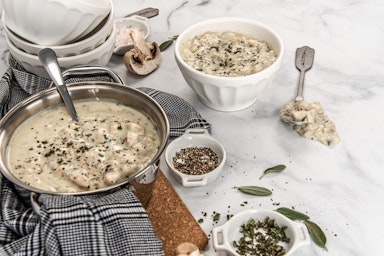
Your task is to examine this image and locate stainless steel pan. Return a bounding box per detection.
[0,66,169,207]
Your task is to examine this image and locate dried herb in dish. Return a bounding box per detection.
[233,217,290,256]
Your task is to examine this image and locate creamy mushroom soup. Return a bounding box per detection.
[6,99,160,192]
[181,31,277,77]
[279,100,339,146]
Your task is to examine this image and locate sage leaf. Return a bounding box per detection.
[234,186,272,196]
[259,164,286,180]
[304,220,328,251]
[159,40,173,52]
[159,35,178,52]
[275,207,310,221]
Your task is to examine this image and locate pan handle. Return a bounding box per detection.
[49,65,124,87]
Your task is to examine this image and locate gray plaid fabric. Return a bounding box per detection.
[0,55,212,255]
[0,179,164,256]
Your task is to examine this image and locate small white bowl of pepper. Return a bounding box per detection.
[165,128,226,187]
[212,209,311,256]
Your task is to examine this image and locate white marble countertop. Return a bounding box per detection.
[1,0,383,255]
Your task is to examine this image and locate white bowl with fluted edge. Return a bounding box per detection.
[213,209,311,256]
[113,15,150,55]
[165,128,226,187]
[174,17,284,112]
[1,6,114,58]
[6,23,116,80]
[2,0,111,46]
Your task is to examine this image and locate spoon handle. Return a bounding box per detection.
[125,7,159,18]
[295,46,315,101]
[38,48,79,122]
[295,70,306,101]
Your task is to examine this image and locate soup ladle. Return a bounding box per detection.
[38,48,79,122]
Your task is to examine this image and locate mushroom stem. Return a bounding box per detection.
[130,29,152,59]
[124,28,161,75]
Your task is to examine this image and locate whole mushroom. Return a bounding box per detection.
[124,28,161,75]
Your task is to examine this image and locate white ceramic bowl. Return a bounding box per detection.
[165,129,226,187]
[174,17,284,111]
[6,23,116,80]
[113,15,150,55]
[213,209,311,256]
[2,0,111,46]
[2,7,114,58]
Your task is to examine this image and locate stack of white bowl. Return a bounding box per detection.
[2,0,115,79]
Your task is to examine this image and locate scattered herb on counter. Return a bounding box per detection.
[233,217,290,256]
[159,35,178,51]
[212,211,221,223]
[275,207,328,251]
[240,201,248,207]
[234,186,272,196]
[259,164,286,180]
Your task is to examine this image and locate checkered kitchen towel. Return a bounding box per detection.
[0,179,164,256]
[0,55,212,255]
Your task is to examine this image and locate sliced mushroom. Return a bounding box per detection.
[124,28,161,75]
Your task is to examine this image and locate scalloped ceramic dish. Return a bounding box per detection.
[6,23,116,79]
[2,0,111,45]
[2,7,114,58]
[212,209,311,256]
[174,17,284,111]
[165,129,226,187]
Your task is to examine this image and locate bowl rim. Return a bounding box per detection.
[165,128,226,186]
[114,15,150,42]
[174,17,284,82]
[113,15,151,55]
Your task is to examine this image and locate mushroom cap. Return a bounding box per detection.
[123,28,161,76]
[124,42,161,75]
